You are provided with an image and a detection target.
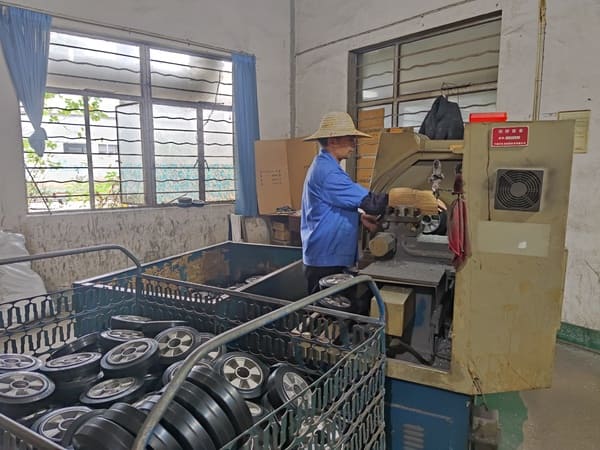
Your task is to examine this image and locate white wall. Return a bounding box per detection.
[0,0,292,287]
[295,0,600,331]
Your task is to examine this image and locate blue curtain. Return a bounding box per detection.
[232,53,260,216]
[0,6,51,156]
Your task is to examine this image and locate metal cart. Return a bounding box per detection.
[0,245,386,450]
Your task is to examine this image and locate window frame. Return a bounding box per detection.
[22,27,234,213]
[349,13,501,125]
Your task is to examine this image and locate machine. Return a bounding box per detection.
[358,121,575,449]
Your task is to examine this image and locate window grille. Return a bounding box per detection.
[21,31,233,212]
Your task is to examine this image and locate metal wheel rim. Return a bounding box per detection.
[116,315,150,322]
[421,214,441,234]
[39,408,89,441]
[106,329,144,339]
[0,354,37,370]
[322,296,351,308]
[198,334,221,360]
[245,401,263,417]
[87,377,135,399]
[222,356,264,391]
[282,372,311,406]
[108,340,150,364]
[158,329,195,358]
[46,352,97,368]
[321,273,353,286]
[0,372,49,399]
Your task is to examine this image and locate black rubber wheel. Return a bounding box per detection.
[40,352,102,382]
[161,360,212,387]
[101,338,159,378]
[60,409,105,448]
[141,320,188,338]
[0,354,42,374]
[72,415,134,450]
[80,376,146,408]
[316,295,353,312]
[155,326,201,366]
[166,380,237,448]
[186,365,253,435]
[214,352,269,400]
[196,332,227,361]
[318,273,354,290]
[0,371,55,418]
[110,315,152,331]
[136,394,216,450]
[16,407,52,428]
[246,399,272,427]
[99,329,146,352]
[105,403,184,450]
[31,406,91,443]
[265,364,312,411]
[49,332,101,360]
[54,372,103,405]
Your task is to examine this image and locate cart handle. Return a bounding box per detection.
[0,244,142,276]
[133,275,385,450]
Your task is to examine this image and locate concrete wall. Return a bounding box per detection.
[294,0,600,331]
[0,0,291,288]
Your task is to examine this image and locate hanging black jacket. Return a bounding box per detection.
[418,95,464,140]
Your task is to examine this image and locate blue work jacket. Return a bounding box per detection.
[301,149,368,267]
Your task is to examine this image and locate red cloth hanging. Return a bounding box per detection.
[448,195,470,270]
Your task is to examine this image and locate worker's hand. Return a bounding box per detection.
[360,213,380,233]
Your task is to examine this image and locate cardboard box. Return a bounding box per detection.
[272,229,291,242]
[271,221,288,232]
[370,285,414,337]
[255,139,318,215]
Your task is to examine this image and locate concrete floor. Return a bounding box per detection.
[488,343,600,450]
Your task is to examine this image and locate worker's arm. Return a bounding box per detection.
[321,170,388,214]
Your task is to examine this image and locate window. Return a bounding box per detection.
[351,16,501,130]
[21,31,234,212]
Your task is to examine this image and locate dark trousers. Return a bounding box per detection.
[303,264,346,295]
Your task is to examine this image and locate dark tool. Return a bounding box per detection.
[31,406,92,443]
[214,352,269,400]
[186,365,253,435]
[80,376,146,408]
[49,332,101,360]
[265,364,312,410]
[100,338,159,378]
[110,315,152,331]
[72,415,134,450]
[136,394,216,450]
[155,326,201,365]
[0,371,55,418]
[40,352,102,382]
[0,354,42,374]
[99,329,146,352]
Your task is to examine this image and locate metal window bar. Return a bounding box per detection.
[22,31,235,212]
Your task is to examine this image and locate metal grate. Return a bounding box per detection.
[403,423,425,449]
[21,31,234,212]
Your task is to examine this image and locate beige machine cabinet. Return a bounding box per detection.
[369,121,574,394]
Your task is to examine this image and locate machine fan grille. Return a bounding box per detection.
[494,169,544,212]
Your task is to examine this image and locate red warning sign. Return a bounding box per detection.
[491,126,529,147]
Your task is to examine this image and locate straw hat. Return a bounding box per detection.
[303,111,371,141]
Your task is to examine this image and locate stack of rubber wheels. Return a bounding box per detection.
[0,314,323,449]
